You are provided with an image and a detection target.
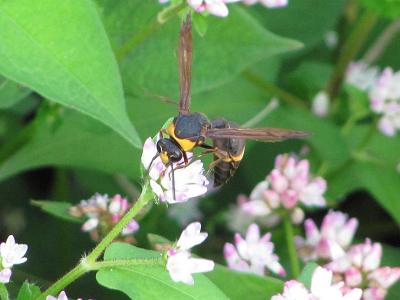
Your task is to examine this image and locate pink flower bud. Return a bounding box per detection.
[345,267,362,287]
[270,170,289,193]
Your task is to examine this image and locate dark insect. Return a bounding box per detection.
[151,15,308,198]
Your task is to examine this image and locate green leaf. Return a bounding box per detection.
[357,163,400,224]
[285,61,333,100]
[31,200,82,223]
[263,106,350,166]
[249,0,346,50]
[16,281,41,300]
[0,109,137,182]
[359,0,400,19]
[99,1,302,98]
[297,262,318,289]
[206,265,283,300]
[96,243,229,300]
[0,77,31,109]
[0,0,141,148]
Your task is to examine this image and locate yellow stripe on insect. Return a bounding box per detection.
[166,121,196,152]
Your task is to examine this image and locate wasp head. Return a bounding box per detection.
[156,138,183,165]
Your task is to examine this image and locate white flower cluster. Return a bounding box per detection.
[346,62,400,137]
[141,137,209,204]
[224,223,285,276]
[166,222,214,284]
[0,235,27,284]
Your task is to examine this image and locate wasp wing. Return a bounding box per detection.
[205,127,310,142]
[178,15,192,114]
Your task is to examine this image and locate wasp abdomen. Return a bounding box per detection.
[211,118,245,187]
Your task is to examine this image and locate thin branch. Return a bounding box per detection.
[363,19,400,64]
[241,98,279,128]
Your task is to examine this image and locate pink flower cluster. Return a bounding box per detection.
[369,67,400,136]
[296,211,358,261]
[0,235,28,284]
[159,0,288,18]
[46,291,93,300]
[272,266,362,300]
[69,193,139,242]
[224,223,285,276]
[327,239,400,300]
[166,222,214,284]
[295,210,400,299]
[238,154,327,225]
[346,62,400,137]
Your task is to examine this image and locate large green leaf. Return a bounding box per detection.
[0,77,31,109]
[0,109,137,182]
[99,1,302,98]
[206,265,283,300]
[96,243,228,300]
[0,0,141,147]
[359,0,400,19]
[249,0,346,50]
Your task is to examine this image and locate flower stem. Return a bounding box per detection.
[282,212,300,278]
[35,184,153,300]
[0,284,9,300]
[86,184,152,262]
[326,10,377,99]
[115,1,187,61]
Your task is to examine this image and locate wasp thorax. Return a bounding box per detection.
[156,138,183,164]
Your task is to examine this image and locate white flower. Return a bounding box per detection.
[346,61,379,92]
[176,222,208,251]
[312,91,330,117]
[271,267,362,300]
[166,222,214,285]
[0,268,11,284]
[141,137,209,204]
[271,280,310,300]
[224,223,285,276]
[310,267,362,300]
[0,235,28,269]
[242,0,288,8]
[46,291,68,300]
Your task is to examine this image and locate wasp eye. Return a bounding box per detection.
[156,140,162,153]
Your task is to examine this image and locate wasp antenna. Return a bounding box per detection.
[170,163,177,201]
[146,153,159,175]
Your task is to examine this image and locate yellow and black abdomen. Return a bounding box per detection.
[211,118,245,187]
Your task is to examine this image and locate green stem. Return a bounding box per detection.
[326,10,377,99]
[36,265,87,300]
[282,212,300,278]
[90,258,163,270]
[0,284,9,300]
[243,71,307,109]
[115,1,187,61]
[86,184,152,262]
[36,184,153,299]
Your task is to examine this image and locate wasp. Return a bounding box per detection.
[151,15,307,198]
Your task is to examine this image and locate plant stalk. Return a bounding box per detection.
[326,10,377,99]
[282,211,300,278]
